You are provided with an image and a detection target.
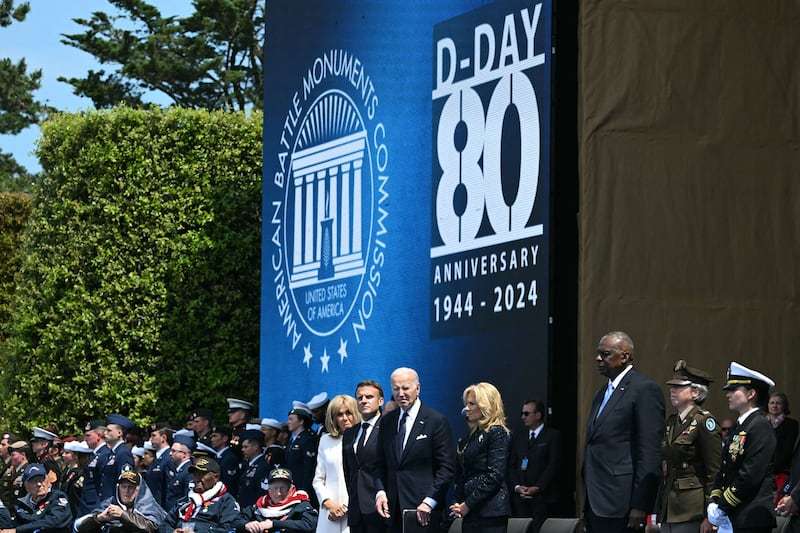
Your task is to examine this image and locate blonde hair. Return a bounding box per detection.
[325,394,361,437]
[463,382,509,434]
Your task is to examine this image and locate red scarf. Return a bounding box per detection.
[183,484,227,522]
[255,487,309,520]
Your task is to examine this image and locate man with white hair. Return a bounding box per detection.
[374,367,455,533]
[2,463,72,533]
[75,471,166,533]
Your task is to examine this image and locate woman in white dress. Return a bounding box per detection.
[313,394,361,533]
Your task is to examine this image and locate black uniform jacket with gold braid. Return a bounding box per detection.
[660,405,721,523]
[710,409,776,530]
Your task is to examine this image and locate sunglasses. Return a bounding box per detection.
[521,411,533,416]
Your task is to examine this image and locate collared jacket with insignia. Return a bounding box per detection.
[660,405,722,523]
[80,445,111,516]
[99,444,134,502]
[61,466,85,517]
[710,409,776,530]
[237,455,270,508]
[158,491,239,533]
[13,488,73,533]
[285,431,317,500]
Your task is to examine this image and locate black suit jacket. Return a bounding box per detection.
[774,416,799,473]
[583,368,665,518]
[508,425,561,503]
[374,402,455,529]
[343,415,382,526]
[789,432,800,524]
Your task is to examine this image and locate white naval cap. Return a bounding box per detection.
[306,392,329,409]
[31,427,58,441]
[292,400,311,411]
[64,440,92,454]
[722,361,775,390]
[260,418,283,430]
[131,446,145,458]
[227,398,254,411]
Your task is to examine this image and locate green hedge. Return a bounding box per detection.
[0,106,262,433]
[0,192,32,343]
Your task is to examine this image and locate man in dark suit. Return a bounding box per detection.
[343,379,385,533]
[508,399,561,533]
[583,331,665,533]
[776,424,800,533]
[374,367,455,533]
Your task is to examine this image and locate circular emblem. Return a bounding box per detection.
[284,89,373,337]
[705,417,716,432]
[269,50,390,373]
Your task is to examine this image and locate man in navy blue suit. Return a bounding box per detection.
[583,331,665,533]
[374,367,455,533]
[343,379,385,533]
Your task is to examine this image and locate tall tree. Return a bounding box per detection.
[0,0,46,190]
[60,0,264,111]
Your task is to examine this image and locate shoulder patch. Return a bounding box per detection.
[705,418,717,431]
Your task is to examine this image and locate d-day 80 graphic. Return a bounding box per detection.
[261,0,552,419]
[431,2,551,337]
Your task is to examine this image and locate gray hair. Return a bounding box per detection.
[691,383,709,405]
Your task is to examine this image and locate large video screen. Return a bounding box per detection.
[260,0,552,427]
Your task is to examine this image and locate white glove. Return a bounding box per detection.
[707,502,733,533]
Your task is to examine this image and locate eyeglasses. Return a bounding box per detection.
[521,411,532,416]
[721,427,733,432]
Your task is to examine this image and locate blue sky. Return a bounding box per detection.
[0,1,193,173]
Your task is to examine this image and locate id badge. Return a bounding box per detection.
[521,457,529,471]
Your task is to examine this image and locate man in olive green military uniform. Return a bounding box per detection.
[660,360,722,533]
[0,433,19,509]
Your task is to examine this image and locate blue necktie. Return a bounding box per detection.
[397,411,408,459]
[596,382,613,418]
[357,422,369,455]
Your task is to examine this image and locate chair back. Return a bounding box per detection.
[540,517,581,533]
[507,517,534,533]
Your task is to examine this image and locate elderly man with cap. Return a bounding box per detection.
[208,427,239,499]
[233,468,317,533]
[260,419,285,472]
[237,430,270,508]
[284,405,317,508]
[0,463,73,533]
[659,360,722,533]
[99,416,136,503]
[159,458,239,533]
[164,434,194,512]
[707,362,777,533]
[75,470,166,533]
